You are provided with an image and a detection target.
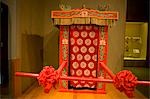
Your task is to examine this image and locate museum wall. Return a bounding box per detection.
[3,0,126,97]
[43,0,126,73]
[2,0,44,96]
[16,0,44,93]
[43,0,60,68]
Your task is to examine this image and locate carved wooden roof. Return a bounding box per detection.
[51,8,119,26]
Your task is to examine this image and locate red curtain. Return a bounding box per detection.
[69,25,99,88]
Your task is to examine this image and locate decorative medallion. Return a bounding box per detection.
[88,46,95,53]
[73,31,79,38]
[92,70,96,77]
[72,62,79,69]
[80,46,87,53]
[77,38,83,45]
[77,54,83,61]
[88,62,94,69]
[84,54,91,61]
[71,69,75,76]
[71,54,75,60]
[89,31,96,38]
[81,31,88,38]
[85,39,91,46]
[93,39,98,46]
[71,38,75,45]
[73,46,79,53]
[80,62,86,68]
[76,69,82,76]
[92,55,97,61]
[84,69,90,76]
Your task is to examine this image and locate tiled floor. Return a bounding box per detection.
[17,83,147,99]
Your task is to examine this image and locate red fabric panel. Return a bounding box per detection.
[69,25,99,88]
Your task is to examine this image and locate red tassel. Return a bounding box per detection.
[37,66,58,93]
[113,70,137,98]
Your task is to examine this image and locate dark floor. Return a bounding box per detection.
[123,66,150,98]
[0,83,9,99]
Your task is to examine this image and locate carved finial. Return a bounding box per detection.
[59,4,65,10]
[59,4,71,10]
[97,3,110,11]
[82,4,86,9]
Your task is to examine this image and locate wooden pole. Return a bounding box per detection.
[15,73,150,86]
[99,62,115,79]
[15,61,150,86]
[60,76,113,83]
[15,72,39,78]
[57,61,67,74]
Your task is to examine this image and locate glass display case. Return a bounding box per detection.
[124,22,148,66]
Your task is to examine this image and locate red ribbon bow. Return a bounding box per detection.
[113,70,137,97]
[37,66,58,93]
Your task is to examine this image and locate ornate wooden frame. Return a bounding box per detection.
[52,8,118,93]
